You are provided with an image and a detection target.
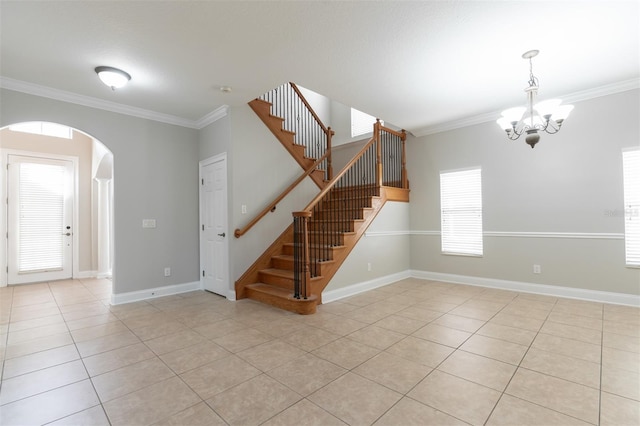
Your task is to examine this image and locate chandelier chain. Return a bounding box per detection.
[527,57,539,88]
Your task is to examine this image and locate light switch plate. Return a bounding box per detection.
[142,219,156,228]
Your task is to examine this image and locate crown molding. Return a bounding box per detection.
[0,77,228,129]
[195,105,230,128]
[411,78,640,137]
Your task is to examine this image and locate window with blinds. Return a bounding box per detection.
[351,108,380,138]
[623,148,640,267]
[440,168,483,256]
[18,162,66,273]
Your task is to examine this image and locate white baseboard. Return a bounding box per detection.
[323,270,411,304]
[111,281,203,305]
[411,270,640,307]
[226,289,237,301]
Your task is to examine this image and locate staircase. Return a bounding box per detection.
[248,82,333,188]
[235,84,409,314]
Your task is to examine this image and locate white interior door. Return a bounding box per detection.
[200,154,228,296]
[7,154,74,284]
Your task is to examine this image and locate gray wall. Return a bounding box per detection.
[1,89,200,295]
[408,89,640,295]
[327,201,410,292]
[227,104,318,283]
[4,85,637,301]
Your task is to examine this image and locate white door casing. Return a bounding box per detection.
[199,153,229,297]
[6,154,76,284]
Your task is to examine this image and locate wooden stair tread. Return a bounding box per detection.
[260,268,293,279]
[272,254,336,264]
[260,268,323,280]
[282,242,346,249]
[310,218,364,223]
[246,283,317,315]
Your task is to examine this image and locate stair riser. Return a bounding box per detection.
[258,271,294,289]
[313,211,366,220]
[327,192,379,201]
[272,256,294,270]
[282,243,343,257]
[308,222,354,232]
[271,258,334,277]
[331,187,379,197]
[321,199,372,208]
[308,235,344,246]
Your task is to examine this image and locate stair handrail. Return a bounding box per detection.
[234,150,331,238]
[300,136,376,213]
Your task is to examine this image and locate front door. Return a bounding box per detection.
[7,154,74,284]
[200,154,228,296]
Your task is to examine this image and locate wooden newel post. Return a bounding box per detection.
[327,127,334,181]
[401,129,408,189]
[375,119,382,189]
[292,211,312,299]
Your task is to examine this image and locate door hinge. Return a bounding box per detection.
[202,224,204,231]
[201,178,204,185]
[202,270,205,277]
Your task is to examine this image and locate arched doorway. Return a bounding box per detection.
[0,122,114,292]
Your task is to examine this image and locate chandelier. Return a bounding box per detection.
[497,50,574,148]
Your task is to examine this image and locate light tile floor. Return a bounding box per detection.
[1,278,639,425]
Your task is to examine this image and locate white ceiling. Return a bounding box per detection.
[1,1,638,135]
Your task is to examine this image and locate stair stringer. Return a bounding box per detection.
[248,98,326,189]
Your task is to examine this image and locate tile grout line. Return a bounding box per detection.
[491,296,606,425]
[52,280,112,426]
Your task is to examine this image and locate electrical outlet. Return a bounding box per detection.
[164,267,171,277]
[533,264,541,274]
[241,205,247,214]
[367,262,372,271]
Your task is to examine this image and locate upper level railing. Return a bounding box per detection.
[259,82,334,181]
[292,121,407,299]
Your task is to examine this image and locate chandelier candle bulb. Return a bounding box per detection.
[497,50,574,148]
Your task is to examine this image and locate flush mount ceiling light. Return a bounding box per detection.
[497,50,574,148]
[95,66,131,90]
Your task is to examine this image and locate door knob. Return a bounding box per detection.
[218,233,226,237]
[63,233,71,236]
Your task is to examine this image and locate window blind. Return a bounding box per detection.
[440,168,483,256]
[350,108,378,138]
[623,149,640,267]
[18,162,66,273]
